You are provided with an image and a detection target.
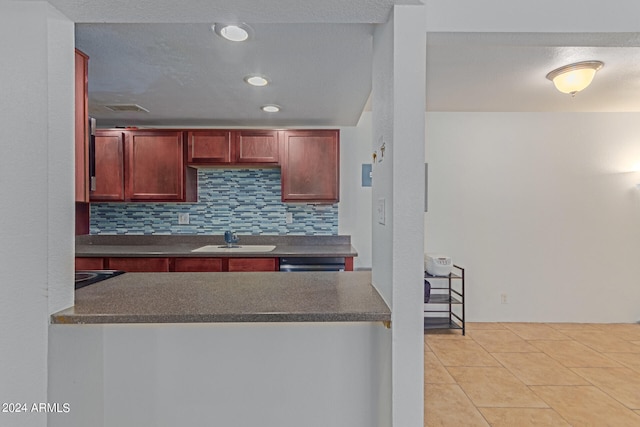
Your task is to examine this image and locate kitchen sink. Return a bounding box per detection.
[191,245,276,253]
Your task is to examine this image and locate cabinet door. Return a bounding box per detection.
[107,257,170,272]
[187,130,233,164]
[74,49,89,202]
[91,130,125,201]
[235,130,279,163]
[173,258,223,272]
[126,131,191,201]
[228,258,277,272]
[281,130,339,203]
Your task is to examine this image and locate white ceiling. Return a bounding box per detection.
[427,32,640,112]
[50,0,640,126]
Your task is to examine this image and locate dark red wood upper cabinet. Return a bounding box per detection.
[235,130,279,164]
[74,49,90,203]
[187,130,279,165]
[187,130,233,164]
[91,130,125,201]
[126,130,196,202]
[281,130,339,203]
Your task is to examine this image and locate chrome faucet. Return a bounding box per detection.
[224,230,239,248]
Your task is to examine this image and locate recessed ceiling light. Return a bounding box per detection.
[261,105,280,113]
[212,23,252,42]
[244,75,269,87]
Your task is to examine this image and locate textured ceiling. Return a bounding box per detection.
[48,0,640,127]
[76,23,374,127]
[55,0,407,127]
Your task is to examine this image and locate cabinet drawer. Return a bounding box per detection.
[173,257,223,272]
[228,258,277,272]
[75,257,104,270]
[107,257,170,272]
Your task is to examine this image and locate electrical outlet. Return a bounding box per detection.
[286,212,293,224]
[501,293,508,304]
[178,213,190,225]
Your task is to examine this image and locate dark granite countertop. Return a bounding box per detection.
[51,271,390,324]
[75,235,357,258]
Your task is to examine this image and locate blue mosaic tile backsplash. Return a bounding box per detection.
[89,168,338,235]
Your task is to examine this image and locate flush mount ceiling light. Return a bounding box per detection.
[244,75,269,87]
[261,104,280,113]
[546,60,604,96]
[212,23,253,42]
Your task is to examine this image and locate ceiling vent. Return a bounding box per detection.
[104,104,149,113]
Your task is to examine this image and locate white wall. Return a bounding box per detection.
[339,112,373,269]
[425,112,640,323]
[0,3,74,426]
[49,322,390,427]
[372,5,426,427]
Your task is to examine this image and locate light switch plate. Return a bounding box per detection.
[377,198,385,225]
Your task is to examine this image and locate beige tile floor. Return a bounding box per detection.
[425,322,640,426]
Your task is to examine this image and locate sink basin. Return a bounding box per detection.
[192,245,276,253]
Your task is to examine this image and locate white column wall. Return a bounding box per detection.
[47,4,76,316]
[372,5,426,426]
[0,2,74,427]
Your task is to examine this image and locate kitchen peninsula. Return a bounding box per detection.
[51,240,389,427]
[52,271,389,324]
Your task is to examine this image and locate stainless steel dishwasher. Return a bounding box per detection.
[279,257,346,272]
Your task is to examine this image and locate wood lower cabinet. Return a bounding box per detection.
[228,258,278,272]
[345,257,354,272]
[77,257,279,272]
[281,130,339,203]
[173,257,223,272]
[91,130,125,201]
[127,131,196,202]
[107,257,170,272]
